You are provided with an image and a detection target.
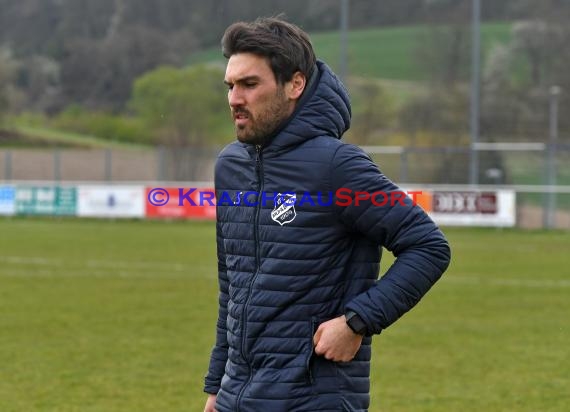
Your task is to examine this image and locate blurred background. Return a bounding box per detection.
[1,2,569,412]
[0,0,569,228]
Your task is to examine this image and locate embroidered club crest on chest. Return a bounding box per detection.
[271,193,297,226]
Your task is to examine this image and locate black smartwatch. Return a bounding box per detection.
[345,311,367,335]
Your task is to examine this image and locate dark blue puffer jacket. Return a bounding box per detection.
[205,61,451,412]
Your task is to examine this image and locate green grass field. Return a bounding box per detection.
[1,218,568,411]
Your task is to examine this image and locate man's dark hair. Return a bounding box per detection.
[221,17,316,84]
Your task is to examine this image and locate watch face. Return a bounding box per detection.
[347,312,366,335]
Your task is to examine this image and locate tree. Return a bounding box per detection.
[346,79,396,145]
[510,20,560,88]
[399,87,469,146]
[130,64,230,179]
[417,0,472,86]
[0,61,10,125]
[15,55,62,113]
[130,64,229,146]
[60,25,194,111]
[0,48,19,124]
[480,3,570,140]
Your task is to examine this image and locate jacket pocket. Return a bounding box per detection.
[304,317,318,384]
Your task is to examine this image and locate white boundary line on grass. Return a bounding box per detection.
[0,255,216,278]
[1,256,568,287]
[0,255,191,272]
[444,276,570,288]
[0,267,215,279]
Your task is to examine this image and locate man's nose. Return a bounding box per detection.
[228,88,245,108]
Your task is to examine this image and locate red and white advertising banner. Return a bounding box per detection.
[144,187,514,225]
[409,189,516,227]
[145,187,216,219]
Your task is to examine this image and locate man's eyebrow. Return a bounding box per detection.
[224,75,261,85]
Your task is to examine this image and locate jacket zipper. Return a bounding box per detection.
[237,145,264,411]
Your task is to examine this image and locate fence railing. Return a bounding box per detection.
[1,143,568,229]
[0,146,220,183]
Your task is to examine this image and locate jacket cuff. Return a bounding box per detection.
[203,382,220,395]
[345,303,379,336]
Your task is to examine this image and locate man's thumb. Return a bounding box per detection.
[313,325,322,348]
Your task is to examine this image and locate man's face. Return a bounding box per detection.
[224,53,295,145]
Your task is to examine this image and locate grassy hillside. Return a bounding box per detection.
[1,114,153,150]
[188,22,512,81]
[4,125,151,150]
[3,23,513,149]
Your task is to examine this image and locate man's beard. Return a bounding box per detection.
[234,89,291,145]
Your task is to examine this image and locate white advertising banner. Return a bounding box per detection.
[428,190,516,227]
[78,185,144,218]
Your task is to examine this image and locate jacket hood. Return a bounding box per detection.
[263,60,351,153]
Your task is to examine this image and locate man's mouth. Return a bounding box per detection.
[233,111,250,127]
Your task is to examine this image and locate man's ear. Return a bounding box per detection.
[286,71,306,101]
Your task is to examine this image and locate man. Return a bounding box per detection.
[204,17,450,412]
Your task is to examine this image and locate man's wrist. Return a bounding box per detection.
[345,310,367,335]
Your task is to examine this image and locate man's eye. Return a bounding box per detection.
[245,83,257,88]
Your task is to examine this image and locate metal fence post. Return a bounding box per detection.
[4,150,12,181]
[400,148,409,183]
[469,0,481,185]
[543,86,561,229]
[54,149,61,182]
[157,146,166,181]
[105,148,112,182]
[339,0,349,83]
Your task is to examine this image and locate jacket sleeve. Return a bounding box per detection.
[203,217,229,394]
[331,144,451,334]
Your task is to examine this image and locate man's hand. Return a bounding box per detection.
[313,315,363,362]
[203,394,217,412]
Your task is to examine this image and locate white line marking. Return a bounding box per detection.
[0,255,191,272]
[2,256,567,287]
[0,256,63,265]
[0,267,215,279]
[0,255,215,278]
[444,276,570,288]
